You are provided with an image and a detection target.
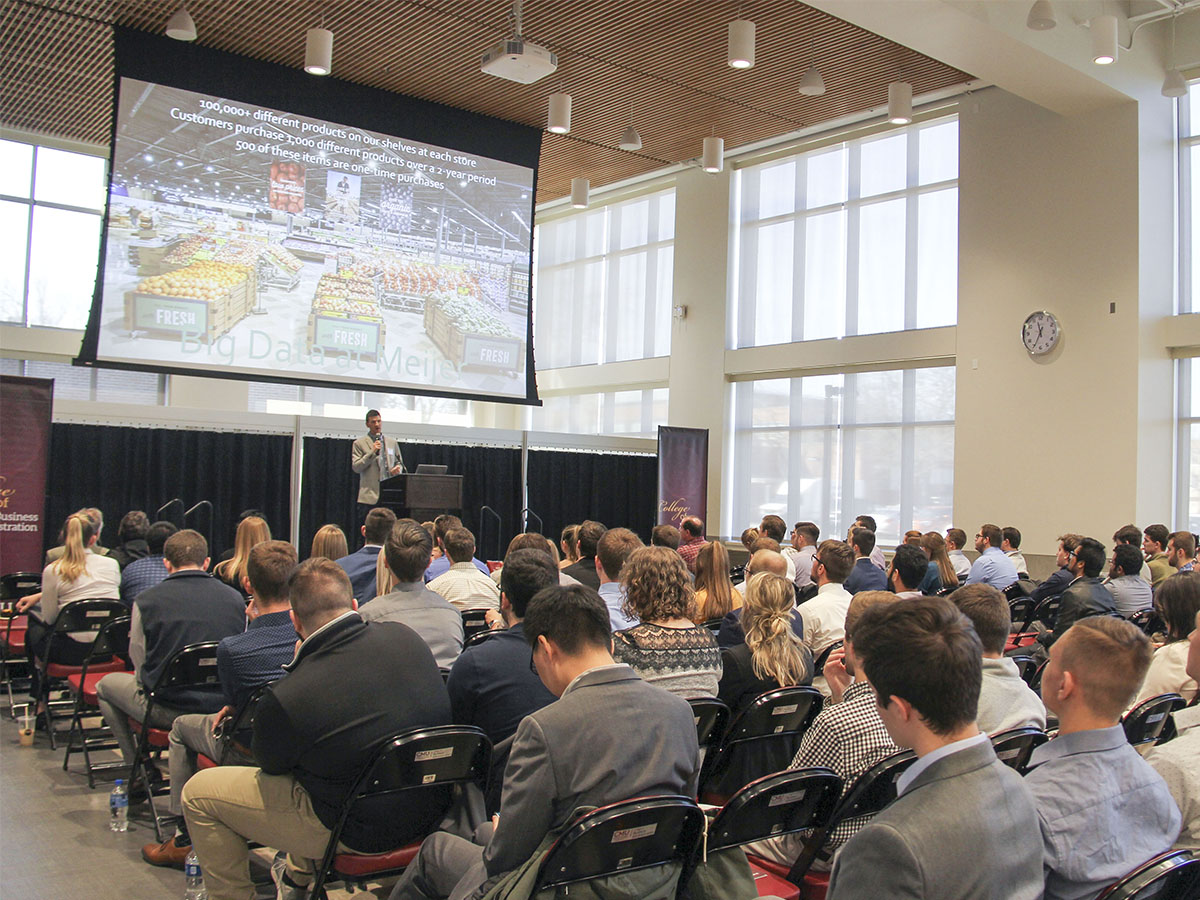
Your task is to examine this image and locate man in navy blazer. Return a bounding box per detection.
[335,507,396,603]
[827,597,1043,899]
[843,528,887,595]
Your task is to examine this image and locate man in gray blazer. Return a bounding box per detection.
[827,596,1043,900]
[388,584,700,900]
[351,409,404,521]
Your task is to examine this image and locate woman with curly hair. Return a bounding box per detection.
[1131,571,1200,705]
[693,539,739,623]
[717,572,813,713]
[612,546,721,698]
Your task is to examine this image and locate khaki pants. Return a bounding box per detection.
[182,766,345,900]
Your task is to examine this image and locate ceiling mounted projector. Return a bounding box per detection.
[481,39,558,83]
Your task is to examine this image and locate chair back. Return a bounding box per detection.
[149,642,221,695]
[1094,850,1200,900]
[687,697,730,753]
[989,727,1048,775]
[1123,693,1186,747]
[729,564,745,586]
[534,795,704,893]
[461,608,490,640]
[83,616,132,672]
[705,768,841,854]
[813,641,843,674]
[217,682,274,762]
[1009,655,1038,685]
[701,617,724,636]
[1033,595,1062,629]
[723,686,823,743]
[0,572,42,602]
[45,599,128,664]
[1128,609,1166,637]
[464,629,497,650]
[1008,598,1036,634]
[1003,580,1034,602]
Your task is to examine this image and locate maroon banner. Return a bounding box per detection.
[656,426,708,532]
[0,376,53,573]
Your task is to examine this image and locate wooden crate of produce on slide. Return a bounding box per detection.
[305,311,385,361]
[123,261,252,342]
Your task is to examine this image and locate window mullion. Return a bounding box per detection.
[844,144,862,338]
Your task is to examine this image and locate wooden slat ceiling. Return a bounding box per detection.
[1,0,972,203]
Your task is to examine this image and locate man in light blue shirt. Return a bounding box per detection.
[595,527,642,632]
[965,523,1018,591]
[1103,543,1153,617]
[1025,617,1181,900]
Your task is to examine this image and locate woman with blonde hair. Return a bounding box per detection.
[215,516,270,597]
[717,572,814,713]
[612,546,721,698]
[374,543,398,599]
[693,539,739,623]
[918,531,958,594]
[309,524,348,561]
[559,524,580,570]
[17,512,121,679]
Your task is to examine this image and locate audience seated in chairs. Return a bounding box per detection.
[948,584,1047,733]
[796,539,855,696]
[919,530,959,595]
[1145,607,1200,852]
[612,546,721,699]
[789,520,820,590]
[1035,536,1117,655]
[716,572,813,715]
[944,527,973,582]
[1144,524,1174,589]
[1104,543,1154,618]
[557,524,580,571]
[888,544,929,600]
[182,558,451,900]
[1131,572,1200,707]
[108,510,151,571]
[446,548,558,746]
[676,515,707,574]
[593,527,642,632]
[691,538,738,625]
[141,539,300,869]
[424,514,491,584]
[45,507,109,565]
[213,515,270,601]
[716,549,803,650]
[965,523,1020,591]
[19,512,122,703]
[746,589,902,873]
[335,506,396,603]
[825,596,1043,899]
[386,583,699,900]
[120,520,177,606]
[428,526,501,612]
[844,528,887,595]
[360,518,462,669]
[1024,616,1182,900]
[1029,533,1084,605]
[95,529,245,775]
[308,523,348,562]
[759,515,798,583]
[561,519,606,590]
[1002,526,1029,578]
[650,523,680,551]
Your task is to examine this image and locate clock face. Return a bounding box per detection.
[1021,311,1060,355]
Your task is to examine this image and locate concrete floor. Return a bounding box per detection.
[0,707,391,899]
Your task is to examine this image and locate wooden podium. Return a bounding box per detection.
[379,473,463,521]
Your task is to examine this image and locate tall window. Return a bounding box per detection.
[528,388,668,439]
[3,358,164,404]
[727,366,955,545]
[534,188,675,368]
[731,118,958,347]
[1180,84,1200,313]
[1178,359,1200,530]
[0,139,107,329]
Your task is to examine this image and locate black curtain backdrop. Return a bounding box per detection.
[526,450,658,547]
[46,424,292,560]
[299,438,522,560]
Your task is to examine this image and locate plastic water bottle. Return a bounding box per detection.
[184,850,207,900]
[109,779,128,832]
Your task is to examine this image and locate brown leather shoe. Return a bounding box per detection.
[141,836,191,869]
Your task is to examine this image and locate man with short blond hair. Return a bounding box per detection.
[1025,617,1180,900]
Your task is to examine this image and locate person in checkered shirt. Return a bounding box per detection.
[746,590,901,871]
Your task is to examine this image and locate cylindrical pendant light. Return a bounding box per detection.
[547,92,572,134]
[305,27,334,76]
[728,19,755,69]
[702,137,724,174]
[798,64,826,96]
[887,81,913,125]
[570,177,589,209]
[1025,1,1056,31]
[166,6,197,41]
[1091,15,1118,65]
[1163,68,1187,99]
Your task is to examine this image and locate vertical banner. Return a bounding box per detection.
[0,376,53,572]
[656,426,709,530]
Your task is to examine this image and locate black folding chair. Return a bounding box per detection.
[197,682,275,770]
[1128,609,1166,637]
[698,686,823,804]
[131,641,222,840]
[531,796,704,897]
[813,641,843,674]
[1033,595,1063,630]
[1122,694,1186,748]
[697,768,842,899]
[35,598,128,749]
[701,617,724,637]
[460,608,490,641]
[688,697,730,757]
[61,616,132,786]
[310,725,491,899]
[463,628,498,650]
[1094,850,1200,900]
[1003,580,1034,603]
[989,727,1049,776]
[1,572,41,714]
[1008,598,1036,635]
[1009,655,1038,685]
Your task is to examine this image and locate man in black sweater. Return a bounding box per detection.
[182,558,451,900]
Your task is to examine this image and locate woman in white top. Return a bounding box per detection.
[17,512,121,665]
[1132,571,1200,706]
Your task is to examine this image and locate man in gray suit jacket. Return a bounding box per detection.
[351,409,404,519]
[388,584,700,900]
[827,596,1043,900]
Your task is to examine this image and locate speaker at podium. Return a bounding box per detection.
[379,469,463,522]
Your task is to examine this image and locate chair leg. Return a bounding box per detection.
[61,689,81,771]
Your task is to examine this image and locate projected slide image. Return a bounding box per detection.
[98,78,534,399]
